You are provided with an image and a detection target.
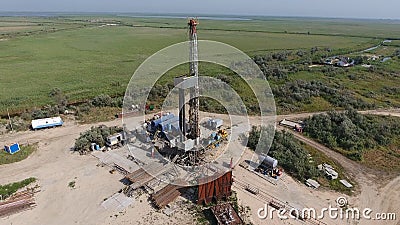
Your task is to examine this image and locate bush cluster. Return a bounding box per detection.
[273,80,374,112]
[247,126,318,181]
[74,125,123,154]
[304,109,400,161]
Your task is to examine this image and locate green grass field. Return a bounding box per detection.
[0,16,399,116]
[0,144,37,165]
[119,16,400,39]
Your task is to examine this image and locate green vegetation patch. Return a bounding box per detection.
[247,127,318,182]
[74,125,122,154]
[0,144,38,165]
[0,177,37,198]
[146,62,259,115]
[0,16,379,116]
[77,107,121,124]
[304,110,400,172]
[301,143,354,195]
[247,127,352,193]
[273,80,374,113]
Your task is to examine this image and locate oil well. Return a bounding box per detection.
[121,19,238,222]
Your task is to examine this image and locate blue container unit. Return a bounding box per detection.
[150,114,175,129]
[4,143,20,155]
[91,143,101,151]
[157,116,179,132]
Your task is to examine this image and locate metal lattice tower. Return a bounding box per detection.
[188,18,200,142]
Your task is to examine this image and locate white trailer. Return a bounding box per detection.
[31,117,63,130]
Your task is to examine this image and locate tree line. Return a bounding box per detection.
[273,80,374,112]
[304,109,400,161]
[247,126,318,181]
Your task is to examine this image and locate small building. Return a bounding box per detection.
[306,179,320,189]
[318,163,338,180]
[31,117,63,130]
[325,167,338,180]
[4,143,21,154]
[324,56,354,67]
[106,133,123,147]
[91,143,100,151]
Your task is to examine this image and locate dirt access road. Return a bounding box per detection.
[277,108,400,225]
[282,130,400,225]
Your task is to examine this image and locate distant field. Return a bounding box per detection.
[199,30,374,54]
[0,21,38,27]
[0,16,398,115]
[0,21,43,34]
[384,40,400,47]
[121,16,400,39]
[0,26,31,31]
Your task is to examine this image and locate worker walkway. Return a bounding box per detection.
[92,149,140,174]
[101,192,133,212]
[151,183,183,209]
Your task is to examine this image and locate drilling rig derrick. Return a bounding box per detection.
[188,18,200,143]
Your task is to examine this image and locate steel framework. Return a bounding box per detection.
[188,18,200,142]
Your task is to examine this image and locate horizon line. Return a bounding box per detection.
[0,11,399,21]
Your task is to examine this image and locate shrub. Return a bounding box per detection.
[247,127,318,181]
[273,80,374,112]
[91,94,113,107]
[304,109,400,161]
[74,125,123,154]
[0,178,36,197]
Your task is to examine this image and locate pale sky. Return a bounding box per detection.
[0,0,399,19]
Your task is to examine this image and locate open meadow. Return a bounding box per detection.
[2,15,399,115]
